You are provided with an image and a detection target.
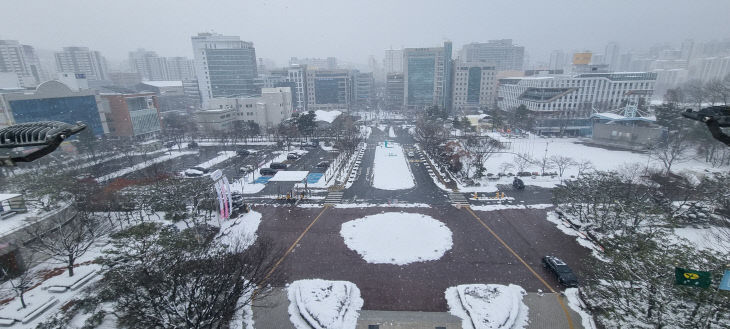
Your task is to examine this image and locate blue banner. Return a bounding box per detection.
[720,270,730,291]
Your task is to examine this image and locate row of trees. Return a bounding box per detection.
[553,170,730,328]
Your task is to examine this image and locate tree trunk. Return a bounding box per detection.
[19,293,26,308]
[68,255,75,277]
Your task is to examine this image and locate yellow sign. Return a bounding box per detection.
[572,52,592,65]
[684,273,700,280]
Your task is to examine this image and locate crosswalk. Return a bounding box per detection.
[448,192,470,208]
[324,191,344,204]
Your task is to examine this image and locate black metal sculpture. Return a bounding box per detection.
[0,121,86,166]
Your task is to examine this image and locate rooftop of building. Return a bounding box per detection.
[140,80,183,88]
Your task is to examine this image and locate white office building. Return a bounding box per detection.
[54,47,109,81]
[196,87,292,133]
[498,71,657,135]
[191,33,258,108]
[0,40,46,87]
[452,61,497,112]
[459,39,524,71]
[384,48,403,74]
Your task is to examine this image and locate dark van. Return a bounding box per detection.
[270,162,288,170]
[260,168,278,176]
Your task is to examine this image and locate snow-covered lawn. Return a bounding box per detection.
[458,134,724,192]
[340,212,452,265]
[445,284,529,329]
[315,110,342,123]
[214,210,262,251]
[670,226,730,254]
[97,150,196,182]
[287,279,363,329]
[372,142,415,190]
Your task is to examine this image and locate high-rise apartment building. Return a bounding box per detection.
[451,61,497,112]
[403,41,452,110]
[459,39,524,71]
[604,42,621,71]
[54,46,109,81]
[129,49,196,82]
[191,33,258,107]
[384,48,403,73]
[0,40,46,86]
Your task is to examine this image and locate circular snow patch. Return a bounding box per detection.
[340,212,453,265]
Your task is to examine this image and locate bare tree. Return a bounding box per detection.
[513,153,534,173]
[576,160,594,176]
[651,132,690,175]
[26,212,104,277]
[0,252,37,309]
[549,155,578,181]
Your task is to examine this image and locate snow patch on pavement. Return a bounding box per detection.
[445,284,529,329]
[287,279,363,329]
[470,204,553,211]
[215,211,262,251]
[372,142,415,190]
[388,126,396,138]
[340,212,452,265]
[97,150,196,182]
[565,288,598,329]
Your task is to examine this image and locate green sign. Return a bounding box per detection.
[675,267,711,288]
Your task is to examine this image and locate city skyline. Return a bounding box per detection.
[1,0,729,67]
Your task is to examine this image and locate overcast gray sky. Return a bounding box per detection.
[2,0,729,66]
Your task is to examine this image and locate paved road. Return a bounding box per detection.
[255,205,591,312]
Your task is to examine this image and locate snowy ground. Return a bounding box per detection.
[287,279,363,329]
[372,142,415,190]
[340,212,453,265]
[565,288,598,329]
[388,126,396,138]
[671,226,730,254]
[445,284,529,329]
[96,150,196,182]
[458,134,724,192]
[214,210,262,251]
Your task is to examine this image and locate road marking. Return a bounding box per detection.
[464,206,575,329]
[261,205,331,283]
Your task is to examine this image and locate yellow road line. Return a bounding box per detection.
[261,205,331,283]
[465,206,575,329]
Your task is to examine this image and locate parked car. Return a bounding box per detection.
[542,256,579,287]
[517,171,532,177]
[259,168,278,176]
[164,141,176,148]
[239,165,254,173]
[316,161,330,168]
[287,153,300,160]
[237,149,251,157]
[184,166,210,177]
[269,162,288,170]
[187,141,198,148]
[407,151,415,157]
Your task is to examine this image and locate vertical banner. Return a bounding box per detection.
[210,169,231,219]
[223,177,232,219]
